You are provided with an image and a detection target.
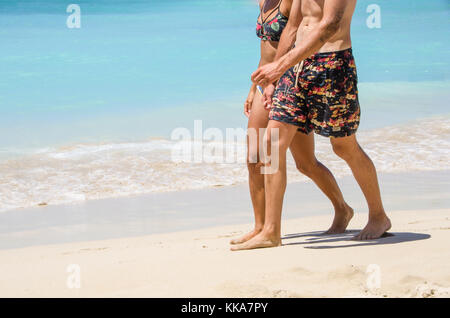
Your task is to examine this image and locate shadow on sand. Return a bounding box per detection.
[282,230,430,249]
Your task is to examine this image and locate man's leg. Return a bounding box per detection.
[330,134,391,240]
[289,132,353,233]
[231,120,298,251]
[231,94,268,244]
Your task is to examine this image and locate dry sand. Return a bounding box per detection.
[0,208,449,298]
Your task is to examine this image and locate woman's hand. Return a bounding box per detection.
[244,87,256,117]
[263,84,276,110]
[251,61,285,88]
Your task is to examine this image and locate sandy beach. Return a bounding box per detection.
[0,209,449,298]
[0,0,449,301]
[0,170,449,298]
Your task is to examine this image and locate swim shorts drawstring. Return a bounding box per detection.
[293,60,304,88]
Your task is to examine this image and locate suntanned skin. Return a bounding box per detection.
[231,0,354,246]
[231,0,391,251]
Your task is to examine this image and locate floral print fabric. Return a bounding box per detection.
[256,11,288,42]
[270,48,361,138]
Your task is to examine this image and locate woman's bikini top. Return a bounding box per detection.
[256,0,288,42]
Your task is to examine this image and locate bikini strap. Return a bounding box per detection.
[259,0,283,24]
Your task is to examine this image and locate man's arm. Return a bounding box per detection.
[274,0,303,62]
[252,0,348,86]
[260,0,302,108]
[277,0,346,70]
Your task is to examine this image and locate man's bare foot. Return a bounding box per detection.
[230,232,281,251]
[325,203,354,234]
[230,228,262,245]
[353,214,392,240]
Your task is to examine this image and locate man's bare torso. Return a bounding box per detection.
[296,0,357,53]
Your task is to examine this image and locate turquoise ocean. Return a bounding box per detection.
[0,0,449,212]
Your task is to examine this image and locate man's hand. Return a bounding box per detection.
[262,84,276,110]
[251,61,285,88]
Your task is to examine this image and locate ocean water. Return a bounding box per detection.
[0,0,449,212]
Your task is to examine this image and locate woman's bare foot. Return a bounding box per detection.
[229,228,262,245]
[353,214,391,240]
[325,203,354,234]
[230,232,281,251]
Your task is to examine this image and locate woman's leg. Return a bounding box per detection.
[231,120,299,251]
[289,132,354,233]
[230,93,270,244]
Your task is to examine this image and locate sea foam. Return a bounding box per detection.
[0,116,449,213]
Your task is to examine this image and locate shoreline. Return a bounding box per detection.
[1,113,450,214]
[0,169,449,250]
[0,169,449,297]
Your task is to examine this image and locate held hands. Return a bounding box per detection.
[244,68,278,117]
[250,61,283,110]
[251,61,284,88]
[244,83,276,116]
[262,84,275,110]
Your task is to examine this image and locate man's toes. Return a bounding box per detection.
[230,244,244,251]
[358,232,368,240]
[230,241,247,251]
[231,237,246,244]
[230,239,241,245]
